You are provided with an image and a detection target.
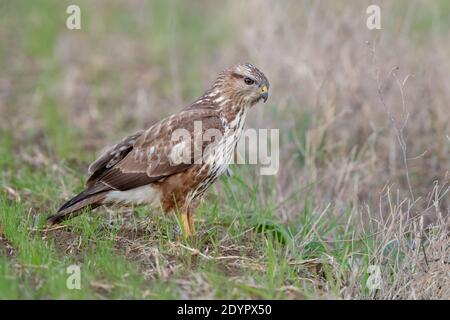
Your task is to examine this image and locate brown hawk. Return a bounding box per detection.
[48,63,269,237]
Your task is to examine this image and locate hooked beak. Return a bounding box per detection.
[260,84,269,103]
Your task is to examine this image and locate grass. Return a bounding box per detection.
[0,142,377,299]
[0,0,449,299]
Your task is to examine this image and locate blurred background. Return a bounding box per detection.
[1,0,448,217]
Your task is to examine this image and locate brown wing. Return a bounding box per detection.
[86,107,224,192]
[86,131,144,187]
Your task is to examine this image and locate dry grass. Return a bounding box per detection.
[228,0,450,298]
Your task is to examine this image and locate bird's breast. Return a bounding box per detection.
[204,108,248,176]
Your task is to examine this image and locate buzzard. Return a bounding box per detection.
[48,63,269,237]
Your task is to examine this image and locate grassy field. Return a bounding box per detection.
[0,0,449,299]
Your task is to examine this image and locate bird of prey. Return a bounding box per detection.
[48,63,269,237]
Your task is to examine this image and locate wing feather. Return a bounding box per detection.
[86,131,143,187]
[85,108,224,191]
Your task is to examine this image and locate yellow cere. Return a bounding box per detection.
[261,85,268,93]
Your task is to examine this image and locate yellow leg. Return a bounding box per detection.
[188,211,195,235]
[181,213,193,237]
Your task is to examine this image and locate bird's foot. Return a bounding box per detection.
[180,213,195,238]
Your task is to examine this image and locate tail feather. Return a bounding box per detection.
[48,186,109,224]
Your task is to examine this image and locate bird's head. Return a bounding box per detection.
[212,63,269,106]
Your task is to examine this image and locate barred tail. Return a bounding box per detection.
[48,186,108,224]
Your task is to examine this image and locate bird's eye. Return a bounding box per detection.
[244,77,255,85]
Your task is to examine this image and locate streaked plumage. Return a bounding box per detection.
[48,63,270,236]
